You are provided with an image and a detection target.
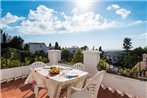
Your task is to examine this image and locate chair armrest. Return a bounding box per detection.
[67,78,92,98]
[70,86,85,92]
[67,86,86,98]
[69,78,92,92]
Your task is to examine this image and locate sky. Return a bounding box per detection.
[0,0,147,50]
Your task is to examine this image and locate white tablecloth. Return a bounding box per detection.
[24,65,89,98]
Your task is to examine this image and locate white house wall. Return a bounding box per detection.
[29,44,48,54]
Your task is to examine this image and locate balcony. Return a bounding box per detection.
[0,64,146,98]
[1,50,147,98]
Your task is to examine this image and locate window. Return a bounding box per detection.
[40,45,42,48]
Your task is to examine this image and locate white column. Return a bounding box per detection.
[83,50,101,77]
[48,50,61,65]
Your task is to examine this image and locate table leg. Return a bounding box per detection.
[55,84,63,98]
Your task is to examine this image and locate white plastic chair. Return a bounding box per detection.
[72,63,85,71]
[67,70,106,98]
[30,61,47,70]
[30,61,47,98]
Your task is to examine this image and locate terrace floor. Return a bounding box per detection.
[0,78,130,98]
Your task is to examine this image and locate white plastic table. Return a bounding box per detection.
[25,65,89,98]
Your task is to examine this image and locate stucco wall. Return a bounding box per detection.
[102,73,147,98]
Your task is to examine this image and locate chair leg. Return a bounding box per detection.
[34,85,39,98]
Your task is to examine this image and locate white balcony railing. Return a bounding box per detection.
[102,73,147,98]
[0,66,31,83]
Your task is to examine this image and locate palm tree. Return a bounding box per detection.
[123,37,132,55]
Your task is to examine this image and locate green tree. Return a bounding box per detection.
[130,47,144,64]
[54,42,60,50]
[99,46,102,51]
[49,43,52,49]
[119,46,146,69]
[9,36,24,50]
[144,46,147,53]
[123,37,132,55]
[24,44,29,50]
[99,46,104,58]
[81,46,88,50]
[72,49,83,64]
[122,55,132,68]
[131,47,145,57]
[61,49,71,62]
[49,43,52,47]
[3,32,6,43]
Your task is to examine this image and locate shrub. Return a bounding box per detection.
[34,50,47,57]
[1,57,21,68]
[131,65,140,77]
[61,49,71,62]
[24,57,31,65]
[1,46,50,69]
[121,68,131,77]
[19,50,31,62]
[97,58,107,71]
[34,56,49,63]
[71,49,83,64]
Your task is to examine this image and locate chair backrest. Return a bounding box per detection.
[85,70,106,98]
[30,61,47,70]
[72,63,85,71]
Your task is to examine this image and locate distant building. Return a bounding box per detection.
[104,51,124,65]
[139,54,147,70]
[135,54,147,77]
[67,46,79,53]
[28,42,48,54]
